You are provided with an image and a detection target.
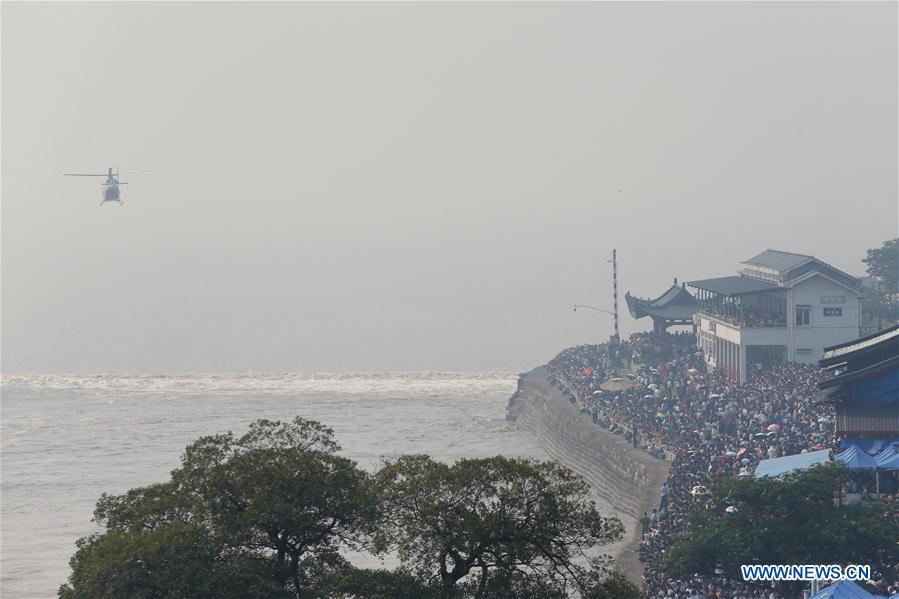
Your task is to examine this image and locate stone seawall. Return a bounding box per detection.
[508,366,671,581]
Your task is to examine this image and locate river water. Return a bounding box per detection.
[1,372,553,599]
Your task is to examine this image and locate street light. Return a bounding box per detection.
[573,304,621,349]
[572,303,623,371]
[573,304,616,317]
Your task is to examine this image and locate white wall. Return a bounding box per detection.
[789,274,860,363]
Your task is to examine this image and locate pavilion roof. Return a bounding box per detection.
[625,283,697,321]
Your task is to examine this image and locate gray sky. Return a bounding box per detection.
[2,2,896,374]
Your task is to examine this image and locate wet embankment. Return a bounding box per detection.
[507,366,670,582]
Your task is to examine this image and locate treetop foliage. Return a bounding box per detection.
[59,417,635,599]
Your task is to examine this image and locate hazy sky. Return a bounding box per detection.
[2,2,896,373]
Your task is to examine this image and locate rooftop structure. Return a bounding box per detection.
[818,325,899,439]
[688,250,862,382]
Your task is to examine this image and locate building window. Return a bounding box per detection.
[823,307,843,317]
[795,305,811,326]
[821,295,845,304]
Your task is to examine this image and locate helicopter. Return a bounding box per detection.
[64,167,129,206]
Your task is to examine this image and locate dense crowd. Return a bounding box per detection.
[546,332,898,599]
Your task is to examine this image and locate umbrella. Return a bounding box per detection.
[600,378,634,392]
[737,472,752,478]
[739,440,751,447]
[709,393,722,399]
[688,368,697,374]
[725,505,739,512]
[591,390,603,395]
[753,433,767,439]
[717,455,729,462]
[766,424,781,432]
[724,451,737,457]
[648,383,659,390]
[809,444,826,451]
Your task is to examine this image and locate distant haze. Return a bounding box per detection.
[2,2,896,373]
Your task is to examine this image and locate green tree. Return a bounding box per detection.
[59,418,377,598]
[60,418,637,598]
[375,454,631,598]
[316,567,438,599]
[862,238,899,330]
[863,238,899,292]
[59,522,285,599]
[662,464,898,599]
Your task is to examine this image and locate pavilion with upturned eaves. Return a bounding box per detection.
[625,279,698,336]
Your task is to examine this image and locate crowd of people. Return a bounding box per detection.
[702,306,787,329]
[545,332,898,599]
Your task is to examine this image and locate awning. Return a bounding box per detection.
[753,449,831,478]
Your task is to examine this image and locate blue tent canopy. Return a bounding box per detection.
[810,581,878,599]
[874,444,898,462]
[874,449,899,471]
[839,437,899,454]
[835,445,878,470]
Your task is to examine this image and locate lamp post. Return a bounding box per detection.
[573,304,622,372]
[573,304,618,345]
[573,304,616,316]
[573,248,621,346]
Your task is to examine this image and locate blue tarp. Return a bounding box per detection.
[835,445,879,470]
[810,581,878,599]
[839,437,899,454]
[842,367,899,404]
[754,449,831,478]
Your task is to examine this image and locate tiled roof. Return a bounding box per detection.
[742,249,812,272]
[687,276,780,296]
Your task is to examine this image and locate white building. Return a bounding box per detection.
[688,250,862,383]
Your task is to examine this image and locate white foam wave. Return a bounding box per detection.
[1,372,517,396]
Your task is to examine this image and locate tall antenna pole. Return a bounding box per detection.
[608,249,620,345]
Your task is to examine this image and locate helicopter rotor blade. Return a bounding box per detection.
[63,173,108,177]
